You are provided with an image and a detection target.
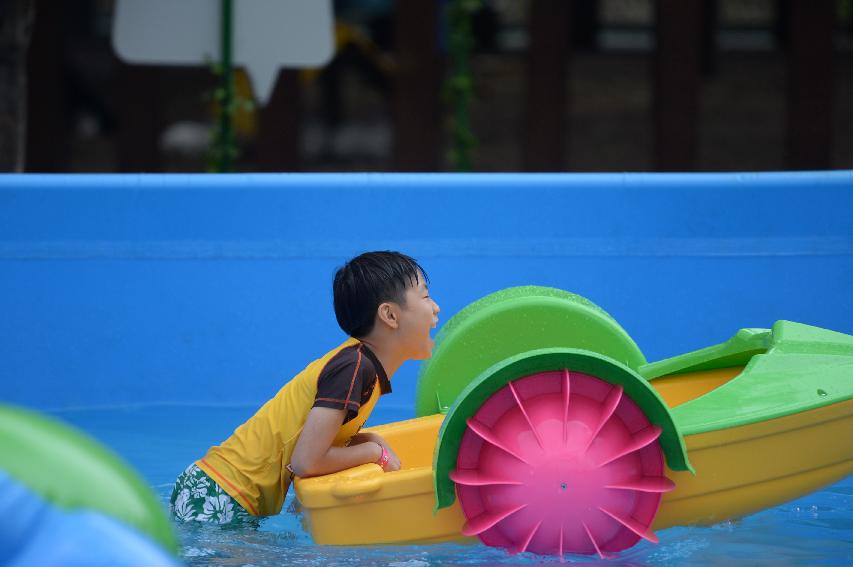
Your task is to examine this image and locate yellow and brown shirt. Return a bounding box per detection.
[196,338,390,517]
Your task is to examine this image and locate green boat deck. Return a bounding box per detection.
[640,321,853,435]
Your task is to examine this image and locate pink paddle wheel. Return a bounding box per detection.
[451,370,675,559]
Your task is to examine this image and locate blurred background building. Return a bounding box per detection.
[3,0,852,173]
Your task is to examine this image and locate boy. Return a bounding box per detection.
[170,251,440,524]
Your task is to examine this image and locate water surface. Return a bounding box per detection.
[52,404,853,566]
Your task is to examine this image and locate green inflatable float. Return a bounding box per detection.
[0,404,178,565]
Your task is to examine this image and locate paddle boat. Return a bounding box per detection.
[294,286,853,558]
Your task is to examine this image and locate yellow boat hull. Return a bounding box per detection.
[294,368,853,546]
[657,396,853,529]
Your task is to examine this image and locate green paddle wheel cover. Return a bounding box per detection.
[416,286,647,416]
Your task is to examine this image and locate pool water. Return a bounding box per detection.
[51,404,853,566]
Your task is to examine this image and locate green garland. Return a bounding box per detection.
[208,0,239,173]
[841,0,853,27]
[446,0,480,172]
[206,65,253,173]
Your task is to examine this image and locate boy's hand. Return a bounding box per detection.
[353,432,401,472]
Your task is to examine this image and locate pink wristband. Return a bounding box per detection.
[375,443,390,470]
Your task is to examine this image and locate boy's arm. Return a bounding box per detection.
[289,407,383,477]
[349,431,401,471]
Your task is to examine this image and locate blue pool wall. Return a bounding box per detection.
[2,172,852,411]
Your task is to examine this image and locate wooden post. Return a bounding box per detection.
[653,0,703,171]
[785,0,834,170]
[700,0,718,77]
[25,0,71,172]
[117,64,163,172]
[392,0,443,171]
[523,0,571,171]
[0,0,35,172]
[254,69,302,171]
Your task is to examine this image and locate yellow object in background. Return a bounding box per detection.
[209,69,258,139]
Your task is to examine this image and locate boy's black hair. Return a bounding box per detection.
[333,251,429,338]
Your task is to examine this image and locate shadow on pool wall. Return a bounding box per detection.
[1,171,852,412]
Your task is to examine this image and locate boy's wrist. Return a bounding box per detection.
[374,442,390,470]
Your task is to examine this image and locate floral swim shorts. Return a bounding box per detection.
[169,463,255,525]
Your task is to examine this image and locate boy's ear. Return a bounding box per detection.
[376,302,399,329]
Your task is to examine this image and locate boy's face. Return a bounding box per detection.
[397,273,440,360]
